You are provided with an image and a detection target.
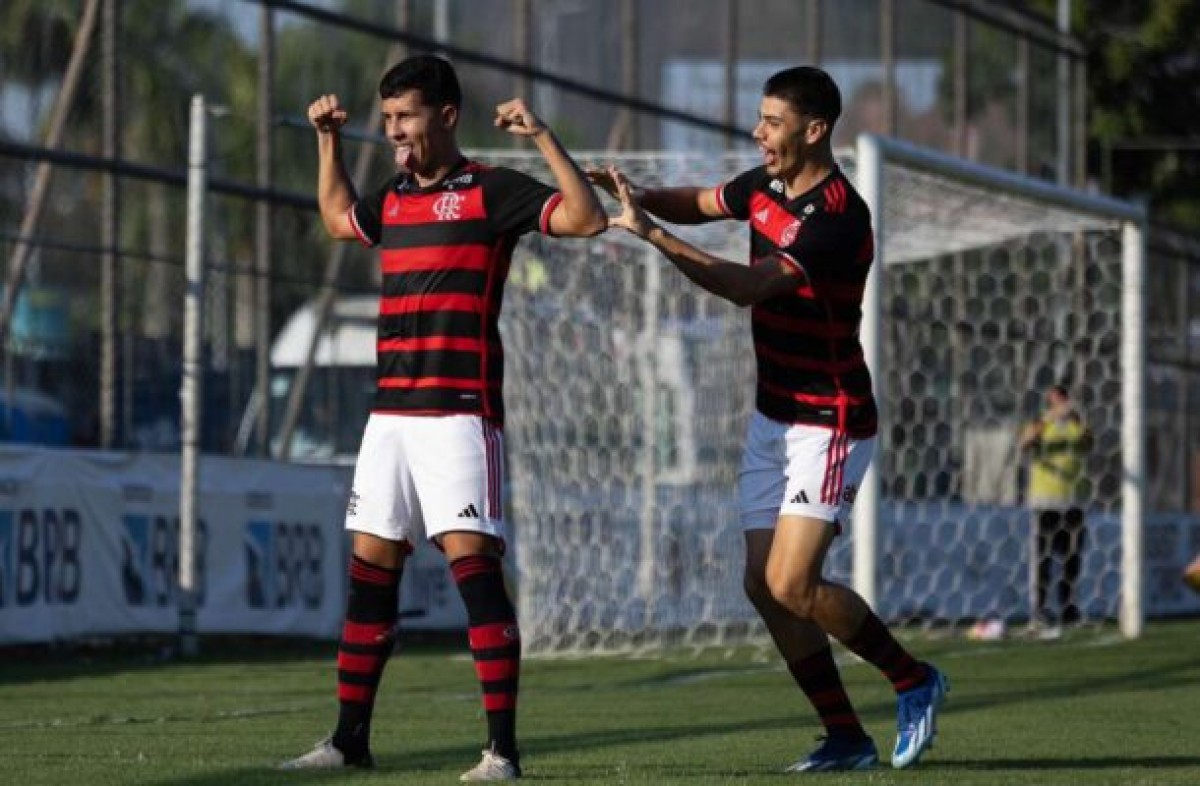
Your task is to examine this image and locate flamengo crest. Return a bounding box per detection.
[433,192,465,221]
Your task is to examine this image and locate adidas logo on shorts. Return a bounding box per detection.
[457,503,480,519]
[789,490,809,505]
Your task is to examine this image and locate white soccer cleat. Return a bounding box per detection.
[277,737,374,771]
[460,748,522,781]
[891,664,948,769]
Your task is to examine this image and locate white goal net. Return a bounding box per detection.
[481,141,1144,655]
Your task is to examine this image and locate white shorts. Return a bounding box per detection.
[345,413,506,548]
[738,411,876,531]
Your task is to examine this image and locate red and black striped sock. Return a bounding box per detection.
[332,556,400,760]
[451,555,521,763]
[788,646,868,741]
[843,612,927,693]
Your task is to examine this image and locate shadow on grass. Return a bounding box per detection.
[142,714,805,785]
[138,723,1200,786]
[937,756,1200,771]
[0,634,463,687]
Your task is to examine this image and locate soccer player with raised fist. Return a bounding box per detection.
[280,54,605,781]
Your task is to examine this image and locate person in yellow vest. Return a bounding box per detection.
[1019,385,1093,635]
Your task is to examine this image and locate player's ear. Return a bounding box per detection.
[440,103,459,130]
[805,117,828,145]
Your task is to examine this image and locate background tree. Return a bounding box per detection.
[1024,0,1200,229]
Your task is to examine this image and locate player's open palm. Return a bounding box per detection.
[308,94,348,133]
[584,166,626,201]
[494,98,546,137]
[606,166,654,238]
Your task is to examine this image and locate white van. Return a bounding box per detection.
[255,296,377,463]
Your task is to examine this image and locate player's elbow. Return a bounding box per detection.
[321,211,358,242]
[575,217,608,238]
[728,281,771,308]
[574,206,609,237]
[729,292,756,308]
[549,203,607,238]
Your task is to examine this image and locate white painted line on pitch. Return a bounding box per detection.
[0,702,319,730]
[656,665,781,686]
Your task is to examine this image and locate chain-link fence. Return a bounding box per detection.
[3,0,1199,525]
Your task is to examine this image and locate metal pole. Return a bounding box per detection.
[807,0,822,65]
[102,0,121,448]
[1073,56,1088,188]
[881,0,896,136]
[1179,257,1192,512]
[513,0,531,149]
[636,248,660,602]
[434,0,450,53]
[1120,219,1145,639]
[606,0,638,150]
[723,0,738,149]
[179,94,208,658]
[853,134,883,611]
[953,10,968,158]
[1056,0,1070,185]
[1016,36,1029,174]
[624,0,638,149]
[254,6,275,456]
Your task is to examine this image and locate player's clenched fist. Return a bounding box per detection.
[494,98,546,137]
[308,94,348,134]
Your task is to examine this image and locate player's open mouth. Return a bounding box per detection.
[394,145,414,170]
[760,147,778,166]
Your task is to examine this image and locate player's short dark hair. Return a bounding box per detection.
[379,54,462,108]
[763,66,842,128]
[1049,384,1070,399]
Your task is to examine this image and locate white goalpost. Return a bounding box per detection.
[457,140,1147,654]
[853,134,1147,641]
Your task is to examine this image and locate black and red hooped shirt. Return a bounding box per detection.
[349,158,562,424]
[716,166,878,438]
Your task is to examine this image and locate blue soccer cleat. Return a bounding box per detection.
[784,735,878,773]
[891,664,948,769]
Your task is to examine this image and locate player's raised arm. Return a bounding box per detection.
[607,166,798,307]
[308,94,359,241]
[587,167,727,225]
[494,98,606,238]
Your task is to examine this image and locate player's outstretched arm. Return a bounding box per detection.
[607,167,797,307]
[495,98,606,237]
[587,168,726,225]
[308,94,358,241]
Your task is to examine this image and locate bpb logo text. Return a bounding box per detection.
[121,515,208,607]
[244,521,324,609]
[0,508,81,608]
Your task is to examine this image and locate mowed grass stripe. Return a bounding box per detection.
[0,620,1197,785]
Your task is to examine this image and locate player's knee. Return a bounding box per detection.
[766,568,819,620]
[742,568,773,609]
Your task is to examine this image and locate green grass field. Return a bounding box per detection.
[2,620,1199,786]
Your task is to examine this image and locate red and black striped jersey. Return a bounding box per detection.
[349,158,562,423]
[716,166,877,437]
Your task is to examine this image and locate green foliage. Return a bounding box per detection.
[1024,0,1200,229]
[0,0,79,83]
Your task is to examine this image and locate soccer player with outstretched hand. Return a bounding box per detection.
[592,66,947,772]
[279,54,605,781]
